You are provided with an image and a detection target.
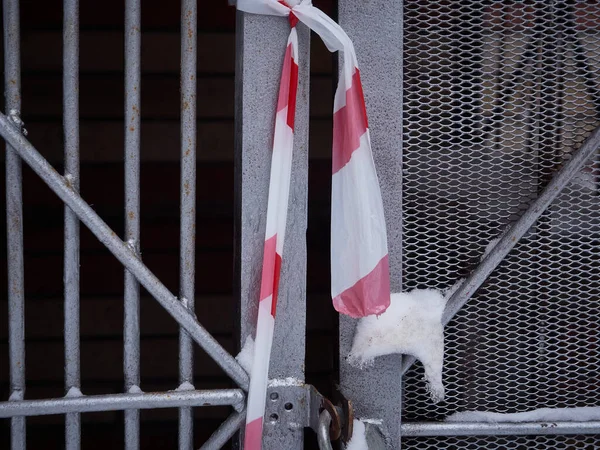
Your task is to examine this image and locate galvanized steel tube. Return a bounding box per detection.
[401,125,600,375]
[124,0,142,448]
[3,0,25,448]
[200,410,246,450]
[179,1,198,449]
[63,0,81,448]
[0,390,245,418]
[0,114,250,390]
[401,421,600,437]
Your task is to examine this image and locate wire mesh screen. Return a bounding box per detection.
[403,434,600,449]
[401,0,600,444]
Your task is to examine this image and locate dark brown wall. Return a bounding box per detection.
[0,0,336,448]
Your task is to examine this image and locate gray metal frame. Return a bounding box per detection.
[337,0,405,447]
[4,0,600,449]
[1,1,251,449]
[234,8,310,449]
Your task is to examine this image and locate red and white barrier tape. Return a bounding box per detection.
[236,1,390,448]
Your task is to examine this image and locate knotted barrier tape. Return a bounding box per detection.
[235,1,391,447]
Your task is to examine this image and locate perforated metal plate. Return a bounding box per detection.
[402,0,600,447]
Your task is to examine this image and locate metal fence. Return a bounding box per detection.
[3,0,600,449]
[1,0,248,449]
[400,0,600,448]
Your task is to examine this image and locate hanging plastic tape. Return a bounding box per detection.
[236,1,390,448]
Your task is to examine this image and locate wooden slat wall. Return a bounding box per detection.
[0,0,335,448]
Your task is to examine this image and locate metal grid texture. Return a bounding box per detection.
[402,434,600,449]
[401,0,600,447]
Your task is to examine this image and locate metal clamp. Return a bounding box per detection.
[263,383,355,449]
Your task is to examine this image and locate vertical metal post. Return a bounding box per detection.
[124,0,142,448]
[337,1,404,448]
[63,0,81,448]
[234,11,310,450]
[3,0,25,449]
[179,1,197,449]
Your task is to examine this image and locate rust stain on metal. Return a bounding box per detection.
[129,126,135,132]
[128,211,135,220]
[184,181,190,196]
[183,101,189,110]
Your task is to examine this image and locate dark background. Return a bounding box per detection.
[0,0,337,448]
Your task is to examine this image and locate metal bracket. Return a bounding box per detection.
[264,383,356,449]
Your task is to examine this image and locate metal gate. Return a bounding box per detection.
[1,1,248,449]
[2,0,600,449]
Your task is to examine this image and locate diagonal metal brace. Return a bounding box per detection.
[0,112,250,390]
[402,125,600,374]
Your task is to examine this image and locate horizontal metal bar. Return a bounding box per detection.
[401,421,600,437]
[0,389,245,418]
[0,112,250,391]
[401,124,600,375]
[200,409,246,450]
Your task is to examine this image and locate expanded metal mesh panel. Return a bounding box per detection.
[403,435,600,449]
[401,0,600,434]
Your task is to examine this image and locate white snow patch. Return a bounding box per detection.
[345,419,369,450]
[446,407,600,423]
[268,377,302,387]
[177,382,195,391]
[348,288,447,403]
[236,335,255,374]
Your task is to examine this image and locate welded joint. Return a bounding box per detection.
[8,390,24,402]
[65,387,83,398]
[176,381,195,391]
[8,109,27,135]
[126,238,141,256]
[127,385,143,394]
[64,173,78,190]
[180,296,197,319]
